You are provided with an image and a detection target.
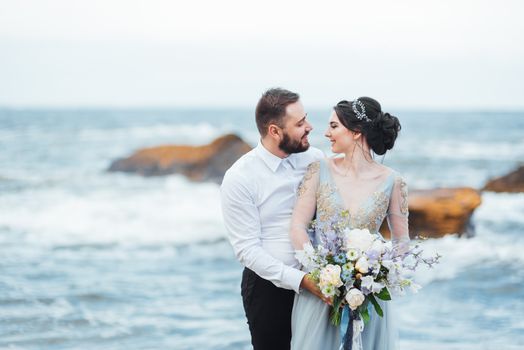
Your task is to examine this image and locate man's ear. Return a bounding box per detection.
[268,124,281,139]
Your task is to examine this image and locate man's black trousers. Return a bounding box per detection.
[241,268,296,350]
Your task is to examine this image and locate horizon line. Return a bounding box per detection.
[1,104,524,113]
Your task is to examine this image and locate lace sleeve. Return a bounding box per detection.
[290,161,320,250]
[386,175,410,253]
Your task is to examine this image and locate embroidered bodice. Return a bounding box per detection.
[290,158,409,250]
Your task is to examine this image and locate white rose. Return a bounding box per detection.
[345,288,365,310]
[344,228,374,252]
[355,256,370,273]
[319,264,343,289]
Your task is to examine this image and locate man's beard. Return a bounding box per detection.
[278,132,310,154]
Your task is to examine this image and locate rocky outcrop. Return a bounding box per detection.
[381,187,482,239]
[482,165,524,193]
[108,134,252,183]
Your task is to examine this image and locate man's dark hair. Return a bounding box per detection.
[255,88,300,136]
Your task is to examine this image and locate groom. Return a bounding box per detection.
[221,88,324,349]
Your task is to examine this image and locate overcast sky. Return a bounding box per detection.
[0,0,523,109]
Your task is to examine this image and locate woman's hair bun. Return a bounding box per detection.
[365,109,401,155]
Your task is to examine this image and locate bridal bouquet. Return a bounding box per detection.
[295,211,440,330]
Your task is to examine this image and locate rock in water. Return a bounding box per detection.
[482,165,524,193]
[108,134,252,183]
[381,187,482,239]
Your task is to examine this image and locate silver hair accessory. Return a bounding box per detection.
[352,99,371,122]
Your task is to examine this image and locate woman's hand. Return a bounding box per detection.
[300,273,333,305]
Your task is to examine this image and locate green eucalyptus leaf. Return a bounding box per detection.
[368,294,384,317]
[377,287,392,301]
[360,307,370,324]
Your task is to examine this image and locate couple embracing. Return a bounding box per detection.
[221,88,409,350]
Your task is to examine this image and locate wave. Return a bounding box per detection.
[410,192,524,285]
[0,122,241,145]
[396,138,524,161]
[77,122,237,144]
[1,169,523,288]
[0,175,226,247]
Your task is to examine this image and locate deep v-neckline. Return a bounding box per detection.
[326,161,394,218]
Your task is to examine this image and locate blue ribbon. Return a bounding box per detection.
[339,305,354,350]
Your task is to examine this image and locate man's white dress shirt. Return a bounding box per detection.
[220,141,324,293]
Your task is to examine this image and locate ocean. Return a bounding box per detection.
[1,108,523,349]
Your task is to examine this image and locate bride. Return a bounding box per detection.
[289,97,410,350]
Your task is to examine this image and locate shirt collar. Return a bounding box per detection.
[255,141,296,172]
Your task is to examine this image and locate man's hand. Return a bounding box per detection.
[300,273,332,305]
